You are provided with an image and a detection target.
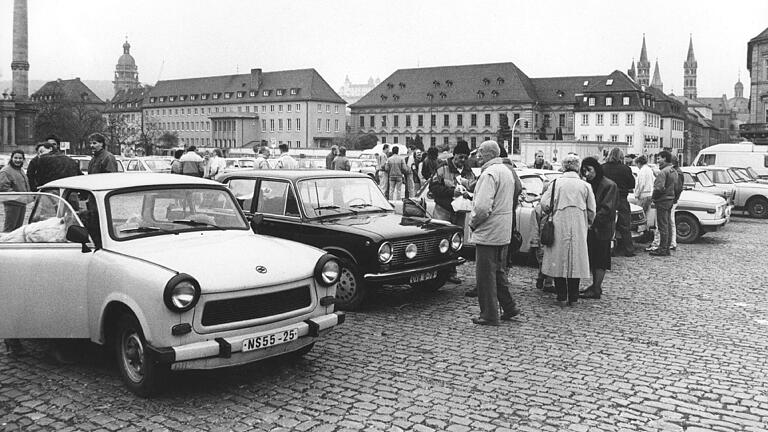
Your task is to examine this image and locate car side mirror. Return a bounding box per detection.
[66,225,92,253]
[249,213,264,233]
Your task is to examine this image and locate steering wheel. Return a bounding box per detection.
[347,197,367,206]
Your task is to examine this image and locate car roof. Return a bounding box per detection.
[698,166,731,171]
[44,173,222,191]
[680,167,708,173]
[219,169,370,180]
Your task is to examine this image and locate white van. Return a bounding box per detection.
[693,142,768,178]
[360,143,406,164]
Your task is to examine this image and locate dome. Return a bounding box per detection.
[117,40,136,67]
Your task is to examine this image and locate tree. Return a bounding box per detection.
[341,131,378,150]
[157,131,180,149]
[34,88,106,154]
[496,114,512,154]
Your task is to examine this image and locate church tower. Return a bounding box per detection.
[651,59,663,92]
[735,73,744,98]
[113,38,140,95]
[627,59,636,81]
[637,35,651,87]
[684,35,697,100]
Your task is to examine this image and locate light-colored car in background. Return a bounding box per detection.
[123,157,173,173]
[700,166,768,218]
[71,155,125,174]
[680,166,736,204]
[0,174,343,396]
[733,167,768,185]
[350,158,377,178]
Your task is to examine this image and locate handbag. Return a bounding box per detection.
[403,197,428,218]
[539,180,556,246]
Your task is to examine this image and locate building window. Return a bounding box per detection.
[444,114,450,127]
[382,136,387,143]
[430,137,436,146]
[287,119,292,131]
[334,119,339,132]
[326,104,330,113]
[431,115,436,127]
[418,115,424,127]
[606,97,613,106]
[610,114,618,125]
[296,104,301,111]
[360,116,365,128]
[626,113,634,125]
[484,114,491,127]
[278,105,283,112]
[224,92,232,99]
[276,89,284,96]
[406,115,411,127]
[596,114,604,126]
[610,135,618,142]
[370,116,375,127]
[317,104,322,113]
[277,119,282,131]
[290,88,298,95]
[470,137,477,147]
[559,114,566,127]
[262,90,270,96]
[626,135,633,146]
[588,97,595,106]
[661,119,666,129]
[270,119,275,132]
[335,105,339,114]
[393,137,398,144]
[326,119,330,132]
[622,96,630,105]
[236,91,244,98]
[596,135,603,142]
[382,115,387,127]
[394,115,399,128]
[270,105,275,112]
[287,104,291,112]
[580,135,589,141]
[296,119,301,131]
[457,114,463,127]
[471,114,477,127]
[581,114,589,126]
[317,119,322,132]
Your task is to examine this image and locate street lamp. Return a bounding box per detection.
[508,117,527,156]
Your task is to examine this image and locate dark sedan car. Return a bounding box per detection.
[217,170,465,310]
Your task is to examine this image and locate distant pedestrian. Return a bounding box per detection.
[540,154,596,307]
[254,146,271,169]
[602,147,636,257]
[0,150,30,232]
[580,157,617,300]
[206,148,226,179]
[634,155,654,216]
[649,156,684,252]
[532,150,553,170]
[276,143,298,169]
[410,148,423,191]
[332,146,351,171]
[179,146,205,177]
[170,149,184,174]
[384,146,408,201]
[26,135,81,190]
[419,146,441,183]
[326,145,339,170]
[649,150,676,257]
[87,133,118,174]
[468,140,521,325]
[376,144,390,192]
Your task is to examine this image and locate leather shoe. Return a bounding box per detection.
[579,289,601,299]
[649,249,670,256]
[500,308,521,320]
[471,317,499,326]
[464,289,478,297]
[447,275,463,284]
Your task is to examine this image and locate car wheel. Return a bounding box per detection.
[412,270,449,292]
[675,213,700,244]
[334,258,366,310]
[115,314,168,397]
[746,196,768,218]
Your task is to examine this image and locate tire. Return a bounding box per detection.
[746,196,768,218]
[411,270,449,292]
[115,314,168,397]
[334,258,366,310]
[675,213,700,244]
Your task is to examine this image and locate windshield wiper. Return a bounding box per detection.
[349,203,389,211]
[313,205,358,216]
[171,219,225,230]
[120,226,177,235]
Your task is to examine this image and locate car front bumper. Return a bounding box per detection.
[146,312,344,370]
[363,257,466,283]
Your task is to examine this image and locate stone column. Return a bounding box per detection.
[10,116,16,146]
[11,0,30,100]
[2,117,7,146]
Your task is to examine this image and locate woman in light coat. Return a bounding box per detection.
[540,154,596,306]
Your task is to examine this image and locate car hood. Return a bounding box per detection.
[679,190,726,207]
[316,211,456,240]
[735,181,768,190]
[108,231,325,291]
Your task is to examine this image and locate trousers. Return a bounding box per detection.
[476,244,516,321]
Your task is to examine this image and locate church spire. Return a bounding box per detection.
[637,34,651,86]
[628,59,636,80]
[686,34,696,63]
[640,34,649,63]
[684,34,698,99]
[651,59,663,92]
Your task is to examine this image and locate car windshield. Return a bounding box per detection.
[694,172,715,187]
[297,177,392,218]
[108,187,248,240]
[727,169,750,183]
[706,170,732,184]
[144,159,172,172]
[745,167,760,180]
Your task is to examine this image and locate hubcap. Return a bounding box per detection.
[753,202,766,216]
[122,333,145,383]
[336,267,357,301]
[678,221,691,238]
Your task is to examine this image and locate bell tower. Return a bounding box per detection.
[684,35,697,100]
[637,35,651,87]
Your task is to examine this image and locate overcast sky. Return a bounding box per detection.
[1,0,766,99]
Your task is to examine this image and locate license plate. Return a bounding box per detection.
[242,327,298,352]
[410,271,437,283]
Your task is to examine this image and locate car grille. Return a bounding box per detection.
[390,235,447,267]
[201,286,312,326]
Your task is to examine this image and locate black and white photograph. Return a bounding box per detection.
[1,0,768,430]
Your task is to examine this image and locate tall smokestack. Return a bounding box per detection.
[11,0,30,99]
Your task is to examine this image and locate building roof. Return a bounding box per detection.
[107,86,152,112]
[530,75,606,104]
[31,78,104,104]
[698,96,730,114]
[582,70,642,93]
[350,62,539,109]
[117,41,136,67]
[147,68,345,106]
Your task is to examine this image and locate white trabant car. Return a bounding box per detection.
[0,174,343,397]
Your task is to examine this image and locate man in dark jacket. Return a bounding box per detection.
[580,157,617,299]
[602,147,636,257]
[650,151,676,257]
[26,136,81,190]
[87,133,118,174]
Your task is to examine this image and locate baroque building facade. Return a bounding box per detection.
[741,27,768,144]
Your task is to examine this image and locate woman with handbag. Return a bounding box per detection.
[580,157,618,300]
[540,154,596,307]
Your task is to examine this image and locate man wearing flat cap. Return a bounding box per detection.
[429,139,476,286]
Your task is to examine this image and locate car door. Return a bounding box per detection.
[0,192,93,338]
[255,179,304,242]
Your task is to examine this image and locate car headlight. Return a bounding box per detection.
[314,254,340,286]
[451,232,463,250]
[378,242,392,263]
[405,243,418,259]
[163,274,201,312]
[439,238,450,253]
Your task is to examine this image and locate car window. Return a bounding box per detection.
[297,177,391,218]
[144,159,171,172]
[697,154,716,166]
[108,187,248,240]
[63,190,102,247]
[0,193,83,243]
[728,169,749,183]
[257,180,290,216]
[694,172,714,187]
[706,170,731,184]
[683,172,696,187]
[226,178,257,212]
[127,160,143,171]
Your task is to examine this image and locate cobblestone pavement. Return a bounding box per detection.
[2,217,768,432]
